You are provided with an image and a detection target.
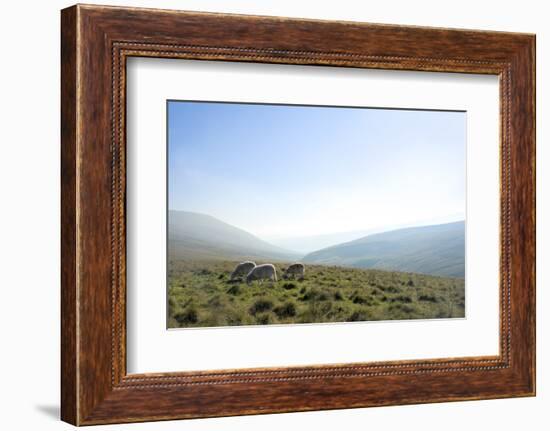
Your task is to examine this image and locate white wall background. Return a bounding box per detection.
[0,0,546,429]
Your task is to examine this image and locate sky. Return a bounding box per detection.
[168,101,466,239]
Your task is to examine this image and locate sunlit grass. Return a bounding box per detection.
[167,260,465,328]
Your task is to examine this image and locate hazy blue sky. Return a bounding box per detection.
[168,101,465,238]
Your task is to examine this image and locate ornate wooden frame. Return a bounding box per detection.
[61,4,535,425]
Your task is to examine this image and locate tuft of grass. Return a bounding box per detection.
[418,293,438,303]
[274,301,297,318]
[300,288,330,301]
[174,307,199,325]
[351,293,375,305]
[249,299,274,315]
[255,312,275,325]
[349,310,372,322]
[226,284,241,295]
[389,294,413,303]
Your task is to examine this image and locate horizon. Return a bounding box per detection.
[168,101,466,238]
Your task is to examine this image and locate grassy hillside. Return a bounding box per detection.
[303,221,465,278]
[169,210,300,262]
[168,260,465,328]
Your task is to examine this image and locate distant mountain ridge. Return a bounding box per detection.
[168,210,300,262]
[169,211,465,278]
[303,221,465,278]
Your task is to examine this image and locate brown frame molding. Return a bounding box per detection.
[61,4,535,425]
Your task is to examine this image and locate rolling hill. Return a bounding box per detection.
[303,221,465,278]
[168,210,300,262]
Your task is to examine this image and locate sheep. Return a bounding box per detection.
[230,261,256,281]
[283,263,305,280]
[246,263,277,284]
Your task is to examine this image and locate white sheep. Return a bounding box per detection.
[246,263,277,284]
[230,261,256,280]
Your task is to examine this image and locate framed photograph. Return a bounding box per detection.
[61,4,535,425]
[164,100,467,329]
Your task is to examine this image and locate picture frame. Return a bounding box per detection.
[61,4,535,425]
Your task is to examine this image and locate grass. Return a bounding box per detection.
[167,260,465,328]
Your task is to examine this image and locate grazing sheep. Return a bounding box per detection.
[230,261,256,280]
[283,263,305,280]
[246,263,277,284]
